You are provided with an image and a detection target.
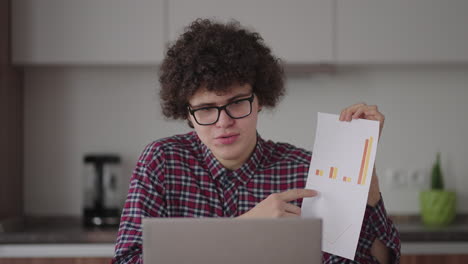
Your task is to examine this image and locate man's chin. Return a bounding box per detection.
[213,148,243,161]
[216,152,241,161]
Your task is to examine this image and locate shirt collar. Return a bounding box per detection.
[196,132,265,185]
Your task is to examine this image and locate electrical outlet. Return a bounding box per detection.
[395,169,408,187]
[384,168,407,188]
[406,170,419,188]
[384,168,429,189]
[408,168,429,189]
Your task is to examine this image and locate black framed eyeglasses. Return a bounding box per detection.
[187,94,255,126]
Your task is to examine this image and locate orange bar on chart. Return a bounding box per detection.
[316,169,320,176]
[358,139,369,185]
[343,176,352,182]
[329,167,334,179]
[361,137,374,185]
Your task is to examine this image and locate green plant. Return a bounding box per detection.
[420,152,456,226]
[431,152,444,189]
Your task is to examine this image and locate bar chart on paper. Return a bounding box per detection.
[301,112,380,260]
[313,135,375,185]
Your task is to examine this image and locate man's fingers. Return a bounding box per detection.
[340,103,366,121]
[284,203,301,215]
[277,189,317,202]
[282,212,300,218]
[352,108,365,119]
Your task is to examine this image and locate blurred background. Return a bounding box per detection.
[1,0,468,263]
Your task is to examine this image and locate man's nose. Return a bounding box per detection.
[216,109,234,127]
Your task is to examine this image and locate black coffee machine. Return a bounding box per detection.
[83,154,122,227]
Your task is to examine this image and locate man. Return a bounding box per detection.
[113,19,400,263]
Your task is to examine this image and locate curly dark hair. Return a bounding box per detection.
[159,18,285,127]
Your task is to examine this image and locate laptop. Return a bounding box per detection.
[143,218,322,264]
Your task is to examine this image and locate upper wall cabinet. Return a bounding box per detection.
[168,0,334,64]
[12,0,165,65]
[15,0,466,65]
[336,0,468,64]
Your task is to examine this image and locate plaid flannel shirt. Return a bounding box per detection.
[113,131,401,263]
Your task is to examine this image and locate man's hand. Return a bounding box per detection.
[238,189,317,219]
[339,103,385,139]
[339,103,384,206]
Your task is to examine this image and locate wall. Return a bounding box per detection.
[23,65,468,216]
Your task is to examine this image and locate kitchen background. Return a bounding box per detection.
[23,65,468,216]
[2,0,468,261]
[13,0,467,217]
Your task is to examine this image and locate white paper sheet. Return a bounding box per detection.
[301,112,380,260]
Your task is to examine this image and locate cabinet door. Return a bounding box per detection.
[1,0,23,219]
[401,254,468,264]
[337,0,468,64]
[168,0,333,64]
[12,0,165,64]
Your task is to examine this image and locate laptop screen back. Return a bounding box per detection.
[143,218,322,264]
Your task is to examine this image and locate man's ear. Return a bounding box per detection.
[187,119,194,128]
[186,113,195,128]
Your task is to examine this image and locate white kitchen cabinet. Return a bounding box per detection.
[12,0,165,65]
[168,0,334,64]
[336,0,468,64]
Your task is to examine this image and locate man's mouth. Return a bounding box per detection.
[216,133,238,139]
[215,134,240,144]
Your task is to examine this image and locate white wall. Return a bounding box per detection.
[23,65,468,216]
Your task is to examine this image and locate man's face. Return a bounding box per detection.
[187,83,261,170]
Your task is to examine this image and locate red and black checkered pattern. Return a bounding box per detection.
[112,131,400,263]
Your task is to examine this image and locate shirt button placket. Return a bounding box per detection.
[214,169,227,217]
[221,171,231,216]
[223,171,240,217]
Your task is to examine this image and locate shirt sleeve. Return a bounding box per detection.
[323,195,401,263]
[112,144,168,264]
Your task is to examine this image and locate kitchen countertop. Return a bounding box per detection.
[0,217,117,244]
[393,214,468,242]
[1,214,468,244]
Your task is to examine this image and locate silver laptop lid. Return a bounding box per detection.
[143,218,322,264]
